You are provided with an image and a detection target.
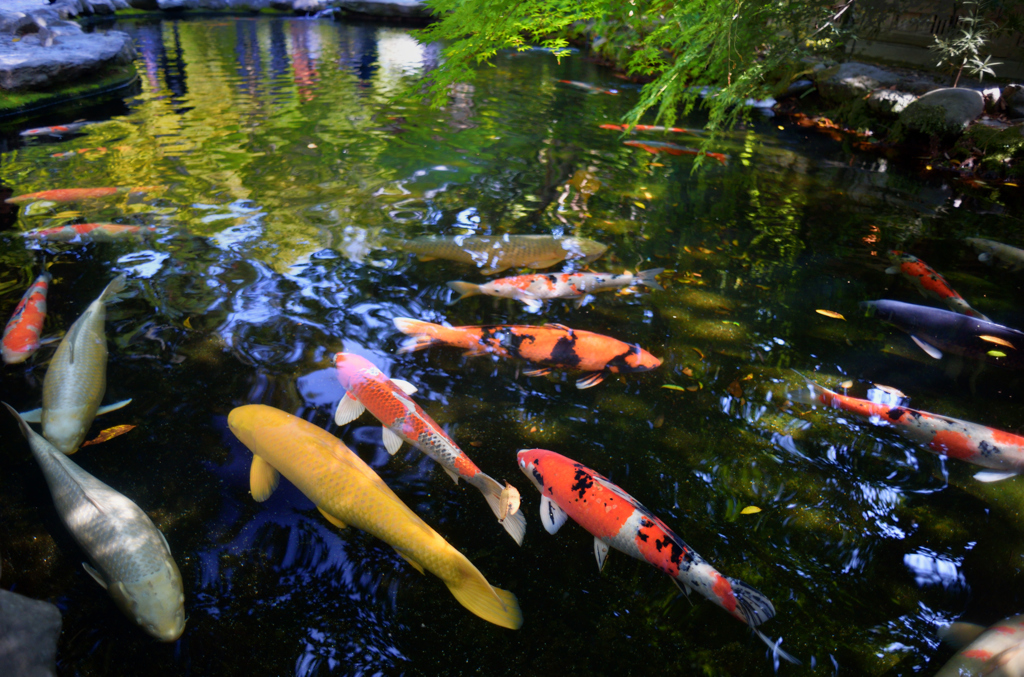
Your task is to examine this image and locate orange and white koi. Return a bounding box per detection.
[599,123,705,135]
[447,269,664,309]
[558,80,618,95]
[885,251,988,320]
[517,449,795,663]
[5,186,164,205]
[393,318,662,389]
[2,272,51,365]
[333,352,526,545]
[623,140,727,164]
[787,381,1024,482]
[20,121,96,137]
[22,224,158,242]
[936,615,1024,677]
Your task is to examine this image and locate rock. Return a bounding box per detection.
[0,589,62,677]
[900,87,985,138]
[816,62,902,103]
[293,0,325,12]
[782,79,814,98]
[0,20,136,91]
[1005,84,1024,119]
[866,89,916,117]
[333,0,431,20]
[126,0,161,9]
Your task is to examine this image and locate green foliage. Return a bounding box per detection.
[929,0,1002,87]
[417,0,853,153]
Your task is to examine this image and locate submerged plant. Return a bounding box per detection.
[929,0,1003,87]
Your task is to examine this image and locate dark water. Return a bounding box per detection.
[2,15,1024,677]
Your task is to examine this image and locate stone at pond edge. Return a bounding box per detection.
[0,589,62,677]
[1005,84,1024,119]
[899,88,984,139]
[333,0,431,19]
[0,20,135,91]
[866,89,916,118]
[814,61,942,105]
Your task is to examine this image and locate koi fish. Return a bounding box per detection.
[558,80,619,95]
[5,186,164,205]
[516,449,795,662]
[4,404,185,641]
[447,269,664,309]
[388,234,608,275]
[393,318,662,389]
[885,251,988,320]
[862,299,1024,367]
[228,404,523,629]
[2,272,51,365]
[788,380,1024,482]
[623,140,728,164]
[22,224,158,242]
[333,353,526,545]
[19,121,96,137]
[20,275,132,454]
[936,615,1024,677]
[599,123,705,135]
[967,237,1024,271]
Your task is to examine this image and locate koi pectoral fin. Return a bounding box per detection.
[19,407,43,423]
[82,562,107,589]
[974,470,1018,482]
[540,495,568,535]
[910,335,943,360]
[96,399,132,416]
[594,538,610,572]
[334,393,366,425]
[250,455,280,502]
[317,506,348,529]
[522,367,552,378]
[443,466,460,484]
[394,547,425,574]
[576,372,606,389]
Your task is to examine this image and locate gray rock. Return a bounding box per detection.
[0,21,136,91]
[1006,84,1024,119]
[0,589,62,677]
[334,0,431,19]
[126,0,160,9]
[293,0,325,12]
[866,89,916,117]
[816,62,902,103]
[900,87,985,138]
[782,79,814,98]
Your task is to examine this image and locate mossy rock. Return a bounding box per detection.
[960,123,1024,159]
[0,61,137,123]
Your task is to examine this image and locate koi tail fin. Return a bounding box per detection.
[445,556,523,630]
[100,274,127,302]
[446,281,482,304]
[728,577,800,664]
[393,317,442,354]
[753,627,801,665]
[633,268,665,291]
[470,473,526,545]
[784,378,833,408]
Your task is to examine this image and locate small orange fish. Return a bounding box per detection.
[5,186,164,205]
[393,318,662,389]
[600,123,704,135]
[558,80,618,95]
[623,140,727,165]
[2,272,51,364]
[886,251,988,320]
[22,224,158,242]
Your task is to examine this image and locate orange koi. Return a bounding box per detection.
[788,381,1024,482]
[623,140,727,164]
[885,251,988,320]
[599,123,705,135]
[447,269,664,309]
[2,272,51,365]
[392,318,662,389]
[5,186,164,205]
[22,224,158,242]
[558,80,619,95]
[517,449,796,663]
[333,353,525,544]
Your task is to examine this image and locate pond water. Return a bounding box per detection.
[2,14,1024,677]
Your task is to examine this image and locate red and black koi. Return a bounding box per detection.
[2,272,51,365]
[623,140,727,164]
[558,80,619,95]
[885,250,988,320]
[333,352,525,544]
[787,380,1024,482]
[21,224,158,242]
[392,318,662,389]
[517,449,796,663]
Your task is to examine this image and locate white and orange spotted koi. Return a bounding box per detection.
[788,381,1024,482]
[2,272,51,364]
[517,448,796,663]
[936,615,1024,677]
[334,352,525,545]
[447,269,663,308]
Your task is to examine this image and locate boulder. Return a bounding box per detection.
[866,89,916,117]
[333,0,431,19]
[1005,84,1024,119]
[899,87,985,138]
[0,589,62,677]
[815,61,943,105]
[293,0,326,12]
[0,20,136,91]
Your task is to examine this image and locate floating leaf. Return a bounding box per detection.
[184,317,193,329]
[988,350,1008,358]
[633,202,646,209]
[470,440,483,447]
[81,424,136,447]
[727,380,743,398]
[692,347,704,360]
[652,414,664,428]
[979,335,1015,349]
[686,385,700,391]
[740,506,762,515]
[743,374,753,381]
[873,383,907,398]
[816,309,846,320]
[53,211,81,219]
[840,380,853,389]
[662,384,687,391]
[649,162,664,167]
[682,367,693,377]
[498,482,521,521]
